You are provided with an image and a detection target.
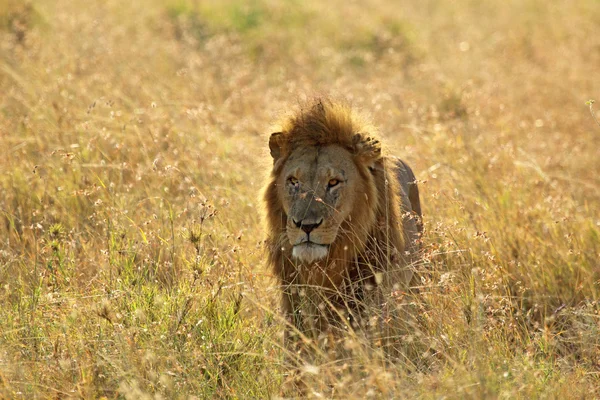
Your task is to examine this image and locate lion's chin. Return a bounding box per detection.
[292,243,329,264]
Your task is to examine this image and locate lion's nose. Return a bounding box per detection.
[299,219,323,234]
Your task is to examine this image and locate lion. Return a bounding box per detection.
[263,99,422,348]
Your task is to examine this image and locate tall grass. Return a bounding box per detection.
[1,0,599,397]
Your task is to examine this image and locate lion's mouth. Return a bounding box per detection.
[292,242,329,264]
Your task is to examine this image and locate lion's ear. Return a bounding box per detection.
[352,133,382,167]
[268,132,285,161]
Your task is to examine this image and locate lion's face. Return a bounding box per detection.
[277,145,361,264]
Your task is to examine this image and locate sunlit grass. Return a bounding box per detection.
[0,0,599,397]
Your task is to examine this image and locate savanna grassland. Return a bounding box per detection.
[1,0,600,398]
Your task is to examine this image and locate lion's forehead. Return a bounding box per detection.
[284,145,357,181]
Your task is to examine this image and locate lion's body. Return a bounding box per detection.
[263,99,422,342]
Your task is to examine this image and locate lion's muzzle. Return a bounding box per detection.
[289,219,330,263]
[287,216,339,263]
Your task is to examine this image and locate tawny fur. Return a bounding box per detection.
[263,99,415,340]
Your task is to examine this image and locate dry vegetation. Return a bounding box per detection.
[1,0,600,398]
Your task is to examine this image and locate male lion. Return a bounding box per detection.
[263,99,422,347]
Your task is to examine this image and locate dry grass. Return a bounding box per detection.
[1,0,599,398]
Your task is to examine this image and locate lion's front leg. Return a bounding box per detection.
[280,283,314,396]
[281,285,304,349]
[281,281,331,357]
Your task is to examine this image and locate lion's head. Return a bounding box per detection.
[264,99,410,291]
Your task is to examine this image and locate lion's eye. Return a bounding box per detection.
[288,177,299,187]
[328,179,341,188]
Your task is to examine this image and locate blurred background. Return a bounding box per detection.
[1,0,600,397]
